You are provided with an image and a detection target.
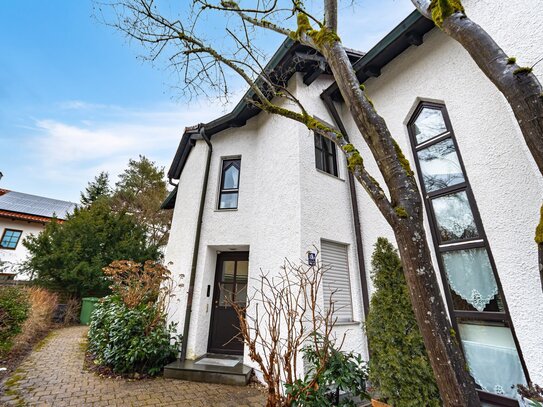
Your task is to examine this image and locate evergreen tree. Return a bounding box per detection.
[23,198,160,297]
[365,238,441,407]
[113,155,172,247]
[80,171,111,206]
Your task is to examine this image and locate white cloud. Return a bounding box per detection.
[25,101,223,200]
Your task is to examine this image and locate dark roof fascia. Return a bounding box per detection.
[322,10,435,101]
[161,186,178,210]
[167,39,295,180]
[167,38,363,181]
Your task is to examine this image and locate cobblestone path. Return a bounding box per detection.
[0,326,265,407]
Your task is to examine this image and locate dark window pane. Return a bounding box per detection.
[458,319,527,398]
[315,147,324,171]
[418,138,465,192]
[442,248,498,311]
[221,261,236,282]
[236,261,248,281]
[219,192,238,209]
[235,283,247,305]
[314,133,322,149]
[218,283,235,306]
[414,107,448,144]
[314,134,338,176]
[432,191,479,242]
[222,164,239,189]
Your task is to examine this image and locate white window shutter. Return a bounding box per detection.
[321,240,353,322]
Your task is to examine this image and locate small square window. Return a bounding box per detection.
[218,159,241,210]
[314,134,338,177]
[1,229,22,249]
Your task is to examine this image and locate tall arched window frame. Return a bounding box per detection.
[407,102,529,406]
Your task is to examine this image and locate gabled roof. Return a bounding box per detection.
[166,39,363,183]
[165,9,435,188]
[0,189,77,222]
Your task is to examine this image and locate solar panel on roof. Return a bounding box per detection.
[0,190,77,220]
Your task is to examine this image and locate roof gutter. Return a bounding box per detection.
[179,125,213,362]
[320,93,370,320]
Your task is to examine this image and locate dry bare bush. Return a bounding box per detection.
[13,287,58,350]
[103,260,174,310]
[62,297,81,325]
[229,256,343,407]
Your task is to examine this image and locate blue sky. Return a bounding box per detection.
[0,1,414,202]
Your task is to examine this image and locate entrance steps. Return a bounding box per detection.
[164,353,252,386]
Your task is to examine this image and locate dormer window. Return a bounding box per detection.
[218,158,241,209]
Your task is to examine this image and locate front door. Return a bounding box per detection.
[208,252,249,354]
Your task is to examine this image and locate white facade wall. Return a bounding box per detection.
[165,74,368,374]
[295,74,369,357]
[166,0,543,387]
[0,218,44,278]
[338,0,543,383]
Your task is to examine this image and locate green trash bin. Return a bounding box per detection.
[80,297,100,325]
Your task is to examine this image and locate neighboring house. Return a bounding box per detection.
[0,188,76,280]
[163,1,543,404]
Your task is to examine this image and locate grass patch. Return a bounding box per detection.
[3,370,26,406]
[34,331,57,352]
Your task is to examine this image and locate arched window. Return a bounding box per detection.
[408,102,528,404]
[218,158,241,209]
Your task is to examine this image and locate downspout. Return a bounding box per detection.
[321,92,370,319]
[180,126,212,361]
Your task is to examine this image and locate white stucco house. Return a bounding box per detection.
[162,2,543,405]
[0,188,76,280]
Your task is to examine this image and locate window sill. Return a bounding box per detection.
[334,320,361,326]
[214,208,238,212]
[316,168,344,182]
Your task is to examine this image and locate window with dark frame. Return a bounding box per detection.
[314,134,338,177]
[218,158,241,210]
[408,102,528,405]
[0,229,23,250]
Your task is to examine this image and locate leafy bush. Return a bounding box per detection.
[365,238,441,407]
[88,296,179,375]
[87,260,179,376]
[285,334,368,406]
[0,287,30,354]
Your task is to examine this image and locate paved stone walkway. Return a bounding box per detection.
[0,326,265,406]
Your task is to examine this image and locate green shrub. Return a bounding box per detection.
[365,238,441,407]
[285,334,368,406]
[0,287,30,354]
[87,296,179,375]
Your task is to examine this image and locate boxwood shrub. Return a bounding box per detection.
[87,295,179,375]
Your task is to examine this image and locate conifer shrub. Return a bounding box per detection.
[365,238,441,406]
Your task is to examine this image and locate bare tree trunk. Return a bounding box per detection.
[318,38,480,407]
[413,0,543,177]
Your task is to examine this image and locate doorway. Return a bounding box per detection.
[208,252,248,354]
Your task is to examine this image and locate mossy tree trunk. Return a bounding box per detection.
[412,0,543,177]
[312,34,479,407]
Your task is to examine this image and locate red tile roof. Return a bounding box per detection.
[0,209,64,224]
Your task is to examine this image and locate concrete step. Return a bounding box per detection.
[164,354,252,386]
